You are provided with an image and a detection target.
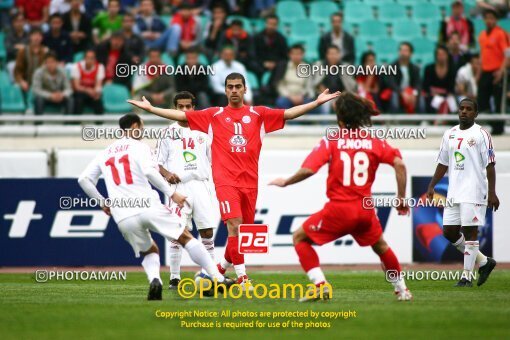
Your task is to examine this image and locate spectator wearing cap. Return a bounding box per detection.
[318,12,355,64]
[95,31,133,88]
[32,52,73,115]
[71,49,105,114]
[63,0,92,53]
[477,8,509,135]
[440,0,475,52]
[14,28,49,93]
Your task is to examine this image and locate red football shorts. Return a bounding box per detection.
[302,200,383,247]
[215,185,258,223]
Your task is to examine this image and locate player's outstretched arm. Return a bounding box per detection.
[486,163,500,211]
[393,157,409,216]
[426,164,448,200]
[283,89,341,120]
[127,96,187,122]
[269,168,315,187]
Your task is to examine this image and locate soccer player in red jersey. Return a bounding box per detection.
[270,92,413,301]
[128,72,340,288]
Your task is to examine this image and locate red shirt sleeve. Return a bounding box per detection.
[260,106,285,133]
[302,138,331,173]
[185,107,216,133]
[378,140,401,165]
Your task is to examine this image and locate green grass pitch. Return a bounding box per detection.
[1,270,509,339]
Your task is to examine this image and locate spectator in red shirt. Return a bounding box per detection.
[71,49,105,114]
[95,31,133,88]
[172,2,202,53]
[440,0,475,52]
[16,0,50,29]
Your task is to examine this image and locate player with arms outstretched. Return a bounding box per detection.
[270,93,412,301]
[156,91,220,289]
[427,98,499,287]
[128,72,340,287]
[78,114,233,300]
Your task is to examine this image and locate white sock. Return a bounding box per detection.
[185,238,224,282]
[220,258,232,270]
[168,240,182,280]
[234,264,246,278]
[463,240,479,280]
[453,234,487,266]
[391,277,408,292]
[306,267,326,285]
[201,237,216,261]
[141,252,162,284]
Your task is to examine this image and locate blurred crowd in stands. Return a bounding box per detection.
[0,0,509,133]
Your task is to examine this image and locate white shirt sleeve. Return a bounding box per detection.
[437,131,449,166]
[156,136,170,166]
[77,154,105,202]
[137,143,176,198]
[71,62,81,80]
[480,129,496,167]
[96,64,105,83]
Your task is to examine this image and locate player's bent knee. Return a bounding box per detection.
[140,242,159,257]
[177,229,193,246]
[462,226,478,241]
[293,227,308,245]
[199,228,214,239]
[443,226,461,243]
[371,237,389,255]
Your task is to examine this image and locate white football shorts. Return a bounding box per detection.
[117,204,187,257]
[170,180,220,231]
[443,203,487,226]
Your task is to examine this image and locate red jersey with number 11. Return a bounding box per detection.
[186,105,285,188]
[302,135,401,201]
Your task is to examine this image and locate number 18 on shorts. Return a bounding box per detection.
[238,224,269,254]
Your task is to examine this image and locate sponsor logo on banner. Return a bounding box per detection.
[239,224,269,254]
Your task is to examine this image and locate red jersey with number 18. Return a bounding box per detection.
[185,105,285,188]
[302,135,402,201]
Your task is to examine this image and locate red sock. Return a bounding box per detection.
[295,241,320,272]
[223,237,232,264]
[227,236,244,265]
[379,248,401,273]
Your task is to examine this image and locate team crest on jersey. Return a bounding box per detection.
[196,136,205,144]
[467,137,476,147]
[449,134,455,139]
[242,115,251,124]
[225,117,232,122]
[230,134,247,146]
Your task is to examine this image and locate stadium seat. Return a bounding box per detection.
[177,53,209,66]
[251,18,265,34]
[473,19,485,37]
[161,52,174,66]
[397,0,421,6]
[413,53,435,68]
[364,0,394,5]
[372,38,399,57]
[226,15,252,31]
[276,1,306,25]
[0,70,9,84]
[499,19,510,32]
[358,20,388,40]
[290,19,319,39]
[288,36,319,62]
[0,32,6,61]
[73,51,84,63]
[429,0,451,6]
[247,72,259,90]
[102,84,132,114]
[377,3,408,24]
[160,15,171,27]
[261,71,271,87]
[343,2,374,24]
[424,20,441,41]
[0,84,25,113]
[309,1,339,27]
[356,37,372,53]
[412,3,441,24]
[392,20,422,40]
[412,38,437,56]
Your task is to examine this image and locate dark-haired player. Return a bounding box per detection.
[156,91,219,289]
[427,97,499,287]
[128,73,340,289]
[78,113,233,300]
[270,92,412,301]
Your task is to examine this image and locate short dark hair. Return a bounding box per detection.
[483,8,499,19]
[119,113,141,130]
[468,52,480,61]
[266,14,279,21]
[29,27,43,36]
[147,48,161,55]
[185,47,200,55]
[230,19,243,28]
[361,51,376,65]
[289,44,305,53]
[111,30,124,39]
[173,91,196,107]
[11,12,24,23]
[331,12,343,20]
[459,97,478,113]
[399,41,414,54]
[326,44,340,53]
[49,13,63,22]
[224,72,246,87]
[44,51,58,62]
